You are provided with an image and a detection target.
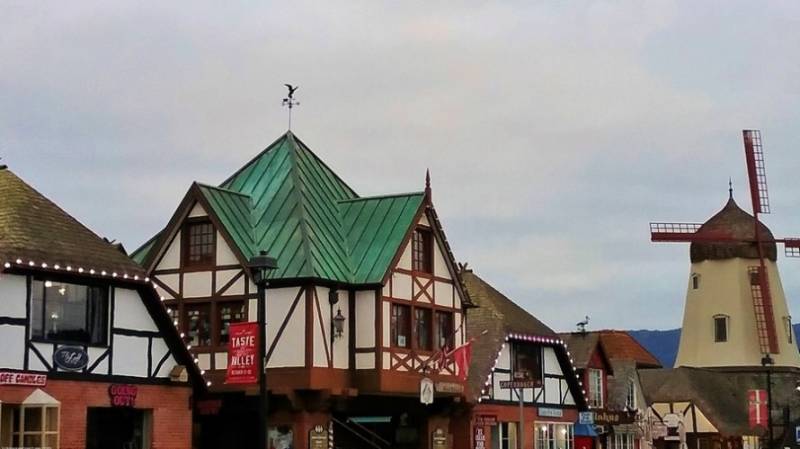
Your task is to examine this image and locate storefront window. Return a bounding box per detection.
[31,279,108,345]
[0,391,60,449]
[536,422,573,449]
[491,422,517,449]
[612,433,634,449]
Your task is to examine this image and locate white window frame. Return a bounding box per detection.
[626,379,637,409]
[612,433,634,449]
[535,422,574,449]
[1,390,60,449]
[492,422,518,449]
[588,368,604,408]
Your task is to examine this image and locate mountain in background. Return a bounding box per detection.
[628,324,800,367]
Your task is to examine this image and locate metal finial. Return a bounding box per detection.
[425,169,431,203]
[282,84,300,130]
[729,177,733,199]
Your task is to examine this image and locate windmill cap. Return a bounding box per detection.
[690,197,776,263]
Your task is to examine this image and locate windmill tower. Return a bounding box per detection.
[650,130,800,368]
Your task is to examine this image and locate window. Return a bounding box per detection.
[626,380,637,409]
[391,304,411,348]
[536,423,574,449]
[491,422,517,449]
[691,274,700,290]
[185,304,211,347]
[714,315,729,342]
[436,311,454,350]
[514,344,542,383]
[0,391,60,449]
[183,220,215,268]
[588,368,603,408]
[412,228,433,273]
[31,279,108,345]
[612,433,634,449]
[415,308,432,350]
[218,302,247,345]
[785,316,793,344]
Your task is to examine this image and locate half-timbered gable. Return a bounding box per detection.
[0,166,203,449]
[131,131,471,396]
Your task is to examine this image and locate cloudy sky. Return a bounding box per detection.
[3,1,800,332]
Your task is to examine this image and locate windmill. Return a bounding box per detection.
[650,130,800,356]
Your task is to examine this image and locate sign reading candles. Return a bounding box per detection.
[226,322,259,384]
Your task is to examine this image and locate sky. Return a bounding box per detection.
[2,1,800,332]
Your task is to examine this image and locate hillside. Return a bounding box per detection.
[629,324,800,367]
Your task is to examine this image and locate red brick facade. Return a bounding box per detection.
[1,379,192,449]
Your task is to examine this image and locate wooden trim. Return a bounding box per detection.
[266,288,305,363]
[374,289,383,366]
[348,290,356,370]
[0,316,26,326]
[313,288,331,368]
[215,270,245,296]
[393,267,453,284]
[305,286,314,368]
[354,347,375,353]
[152,277,180,300]
[154,264,242,275]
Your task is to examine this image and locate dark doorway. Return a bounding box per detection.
[86,407,150,449]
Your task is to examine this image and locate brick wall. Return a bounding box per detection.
[1,379,192,449]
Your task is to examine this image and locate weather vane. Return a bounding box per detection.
[282,84,299,130]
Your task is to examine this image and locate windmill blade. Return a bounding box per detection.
[650,222,702,242]
[784,238,800,257]
[743,130,770,214]
[748,266,779,354]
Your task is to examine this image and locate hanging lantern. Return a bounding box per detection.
[332,309,346,339]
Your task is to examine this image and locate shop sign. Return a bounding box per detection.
[420,377,434,404]
[474,426,486,449]
[435,381,464,394]
[432,428,448,449]
[53,345,88,371]
[308,424,329,449]
[662,413,681,441]
[475,415,497,426]
[539,408,564,418]
[0,370,47,387]
[795,425,800,444]
[196,399,222,416]
[500,380,539,389]
[594,410,635,426]
[579,412,594,425]
[226,322,259,385]
[108,384,137,407]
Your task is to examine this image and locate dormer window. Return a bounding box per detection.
[183,219,215,268]
[714,314,729,342]
[412,228,433,273]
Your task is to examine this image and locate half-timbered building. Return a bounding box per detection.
[0,165,204,449]
[132,131,472,449]
[460,269,589,449]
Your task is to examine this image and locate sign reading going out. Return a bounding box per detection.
[109,384,138,407]
[226,322,259,385]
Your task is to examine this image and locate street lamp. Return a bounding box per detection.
[761,354,774,449]
[249,250,278,449]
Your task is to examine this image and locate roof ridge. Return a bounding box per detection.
[338,191,425,203]
[219,132,291,187]
[291,133,359,199]
[286,133,316,279]
[196,182,253,199]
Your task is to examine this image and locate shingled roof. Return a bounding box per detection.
[0,166,146,278]
[559,332,603,369]
[560,330,661,369]
[133,132,434,285]
[463,270,569,400]
[691,196,777,262]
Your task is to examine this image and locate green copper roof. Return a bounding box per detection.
[136,132,427,285]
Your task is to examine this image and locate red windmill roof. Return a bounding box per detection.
[690,196,776,263]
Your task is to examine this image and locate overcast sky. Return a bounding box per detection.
[3,1,800,332]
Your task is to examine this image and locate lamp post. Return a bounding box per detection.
[249,250,278,449]
[761,354,774,449]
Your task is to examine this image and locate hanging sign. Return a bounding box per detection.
[420,377,434,404]
[475,415,497,426]
[309,424,329,449]
[539,408,564,418]
[109,384,138,407]
[226,322,259,385]
[435,381,464,394]
[579,411,595,425]
[500,380,539,389]
[431,428,448,449]
[53,346,89,371]
[594,410,636,425]
[0,370,47,387]
[474,427,486,449]
[748,389,768,429]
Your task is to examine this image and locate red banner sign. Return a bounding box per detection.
[0,371,47,387]
[748,389,767,429]
[226,322,259,385]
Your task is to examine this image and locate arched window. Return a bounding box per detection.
[713,314,729,342]
[691,273,700,290]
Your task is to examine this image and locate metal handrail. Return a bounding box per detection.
[330,416,385,449]
[345,418,391,447]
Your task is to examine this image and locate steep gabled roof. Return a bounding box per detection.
[559,332,606,370]
[599,330,662,368]
[463,270,585,407]
[0,167,145,277]
[134,132,439,286]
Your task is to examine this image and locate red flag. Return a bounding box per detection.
[451,341,473,381]
[748,389,767,429]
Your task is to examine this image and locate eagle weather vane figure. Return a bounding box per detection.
[282,84,300,130]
